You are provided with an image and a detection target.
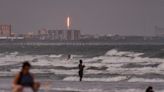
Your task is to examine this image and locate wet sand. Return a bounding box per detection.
[1,78,164,92]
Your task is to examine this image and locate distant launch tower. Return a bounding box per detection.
[42,16,81,40]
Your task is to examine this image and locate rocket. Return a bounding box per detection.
[67,16,70,29]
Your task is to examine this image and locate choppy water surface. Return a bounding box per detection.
[1,45,164,83]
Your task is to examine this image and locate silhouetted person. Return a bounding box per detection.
[78,60,85,81]
[67,54,71,60]
[146,86,154,92]
[12,61,40,92]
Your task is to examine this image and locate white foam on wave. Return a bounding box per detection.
[117,89,164,92]
[31,69,51,74]
[0,52,69,66]
[128,77,164,82]
[86,50,151,64]
[84,49,164,76]
[157,63,164,70]
[9,51,19,55]
[114,89,144,92]
[105,49,144,57]
[71,54,84,58]
[49,69,104,75]
[41,87,104,92]
[50,69,77,75]
[49,54,62,58]
[63,76,127,82]
[106,66,164,75]
[2,49,164,83]
[30,59,52,66]
[102,56,132,63]
[50,61,77,67]
[0,54,37,65]
[86,63,104,67]
[97,55,161,64]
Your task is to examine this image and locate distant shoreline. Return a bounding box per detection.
[0,42,164,46]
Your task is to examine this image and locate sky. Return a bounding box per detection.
[0,0,164,36]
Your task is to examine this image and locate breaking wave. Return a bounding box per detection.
[1,48,164,82]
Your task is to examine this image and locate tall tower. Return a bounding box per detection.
[47,16,81,40]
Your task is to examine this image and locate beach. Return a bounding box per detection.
[1,78,164,92]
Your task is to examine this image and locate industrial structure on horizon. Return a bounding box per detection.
[0,17,81,40]
[37,16,81,40]
[38,29,80,40]
[1,22,164,42]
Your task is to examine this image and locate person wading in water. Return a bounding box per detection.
[78,60,85,81]
[146,86,154,92]
[12,61,40,92]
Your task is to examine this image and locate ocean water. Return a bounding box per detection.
[1,45,164,91]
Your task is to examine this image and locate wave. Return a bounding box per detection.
[105,49,144,57]
[49,54,63,58]
[1,48,164,82]
[9,51,19,55]
[31,59,52,66]
[44,87,104,92]
[50,69,77,75]
[128,77,164,82]
[63,76,127,82]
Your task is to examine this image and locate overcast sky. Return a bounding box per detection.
[0,0,164,36]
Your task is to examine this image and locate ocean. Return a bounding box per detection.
[1,45,164,92]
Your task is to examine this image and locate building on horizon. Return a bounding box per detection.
[37,29,49,40]
[46,29,81,40]
[64,16,81,40]
[37,17,81,41]
[47,30,65,40]
[0,24,11,37]
[66,30,81,40]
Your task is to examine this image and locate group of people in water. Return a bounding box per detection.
[12,60,154,92]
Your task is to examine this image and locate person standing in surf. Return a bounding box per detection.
[67,54,71,60]
[78,60,85,81]
[12,61,40,92]
[146,86,154,92]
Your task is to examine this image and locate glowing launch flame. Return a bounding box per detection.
[67,16,70,29]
